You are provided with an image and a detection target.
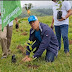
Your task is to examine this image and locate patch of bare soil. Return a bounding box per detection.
[21,32,28,36]
[16,45,26,55]
[20,29,23,32]
[16,29,18,32]
[27,64,39,69]
[69,40,72,45]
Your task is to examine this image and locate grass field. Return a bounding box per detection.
[0,16,72,72]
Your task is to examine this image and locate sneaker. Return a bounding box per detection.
[2,53,8,58]
[1,56,7,59]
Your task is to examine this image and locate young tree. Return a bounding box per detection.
[56,0,64,19]
[24,3,33,16]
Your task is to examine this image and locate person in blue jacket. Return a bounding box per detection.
[22,15,59,62]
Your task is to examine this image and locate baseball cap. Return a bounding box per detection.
[28,15,38,23]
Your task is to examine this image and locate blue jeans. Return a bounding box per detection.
[55,24,69,53]
[45,50,56,62]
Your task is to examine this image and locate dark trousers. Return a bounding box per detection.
[45,50,56,62]
[55,24,69,53]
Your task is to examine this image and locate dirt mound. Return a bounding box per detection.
[16,45,26,54]
[69,40,72,45]
[16,29,18,32]
[27,64,39,69]
[21,32,28,36]
[20,29,23,32]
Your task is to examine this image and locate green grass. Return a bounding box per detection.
[0,16,72,72]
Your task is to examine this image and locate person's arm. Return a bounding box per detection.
[58,1,72,21]
[65,9,72,19]
[33,30,52,58]
[15,18,18,24]
[26,30,40,55]
[58,9,72,21]
[51,16,54,29]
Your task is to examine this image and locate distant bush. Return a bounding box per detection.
[18,8,53,18]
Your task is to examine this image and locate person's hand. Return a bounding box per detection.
[58,17,66,21]
[24,57,32,62]
[22,55,29,62]
[51,24,54,30]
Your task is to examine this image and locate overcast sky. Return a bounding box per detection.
[21,1,53,7]
[21,1,72,9]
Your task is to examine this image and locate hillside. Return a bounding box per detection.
[18,8,53,18]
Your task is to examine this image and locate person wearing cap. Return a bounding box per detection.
[22,15,59,62]
[51,0,72,56]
